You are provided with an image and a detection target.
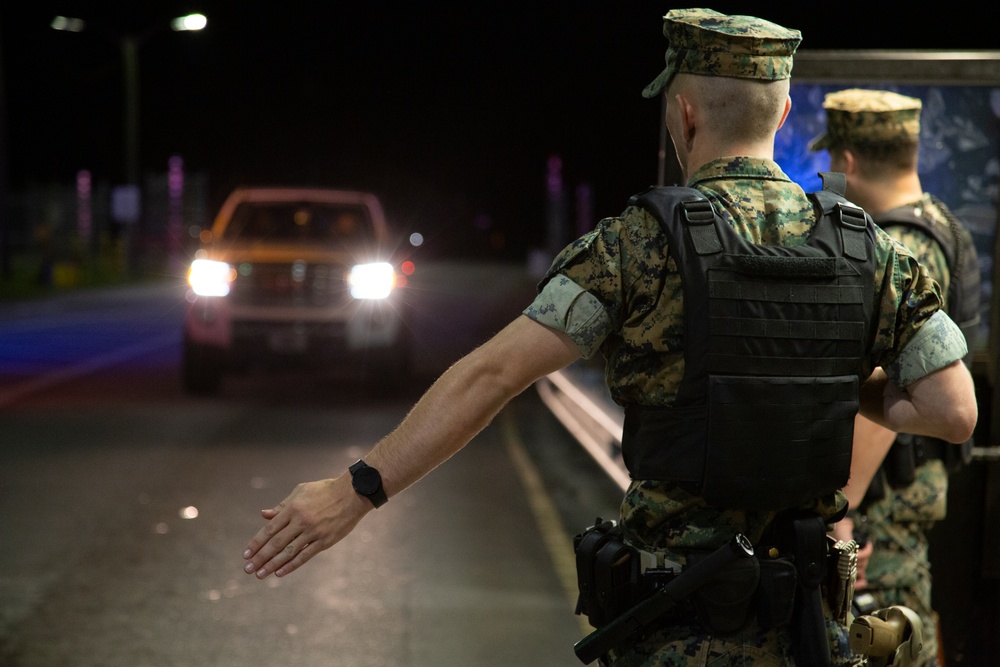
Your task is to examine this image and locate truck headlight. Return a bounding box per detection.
[348,262,395,300]
[188,259,235,297]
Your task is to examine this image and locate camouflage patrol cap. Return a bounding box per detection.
[642,8,802,99]
[809,88,922,151]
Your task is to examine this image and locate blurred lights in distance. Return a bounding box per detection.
[189,258,235,296]
[348,262,395,299]
[51,16,85,32]
[401,260,415,275]
[409,232,424,247]
[172,14,207,31]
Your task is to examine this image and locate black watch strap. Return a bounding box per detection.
[349,459,388,508]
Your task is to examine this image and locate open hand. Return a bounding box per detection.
[242,475,369,579]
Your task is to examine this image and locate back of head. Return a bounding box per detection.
[678,73,791,144]
[810,88,922,172]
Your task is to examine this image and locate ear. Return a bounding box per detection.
[675,91,697,145]
[775,95,792,131]
[840,149,859,175]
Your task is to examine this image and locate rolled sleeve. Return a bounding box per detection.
[523,274,611,359]
[885,310,968,387]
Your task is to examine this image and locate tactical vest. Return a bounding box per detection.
[876,196,982,362]
[622,172,877,512]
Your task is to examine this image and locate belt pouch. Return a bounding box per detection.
[755,557,797,630]
[690,554,760,635]
[593,540,641,625]
[574,520,618,624]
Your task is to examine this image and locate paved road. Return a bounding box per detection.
[0,263,623,667]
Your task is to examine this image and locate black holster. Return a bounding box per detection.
[573,518,645,628]
[884,435,918,488]
[574,515,830,655]
[757,512,831,667]
[791,516,831,667]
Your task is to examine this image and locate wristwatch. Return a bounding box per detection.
[349,459,388,508]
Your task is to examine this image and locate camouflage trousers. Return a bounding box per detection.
[861,520,938,667]
[603,615,858,666]
[859,460,946,667]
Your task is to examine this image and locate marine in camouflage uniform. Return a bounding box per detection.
[238,9,975,667]
[525,12,967,667]
[811,88,981,667]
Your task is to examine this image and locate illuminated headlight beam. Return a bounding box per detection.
[188,259,235,297]
[348,262,395,300]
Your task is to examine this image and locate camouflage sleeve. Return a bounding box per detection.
[884,225,951,303]
[884,310,968,387]
[522,215,629,358]
[869,228,945,374]
[523,274,611,359]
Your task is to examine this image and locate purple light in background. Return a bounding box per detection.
[547,155,563,194]
[168,156,184,197]
[545,155,568,253]
[168,156,185,273]
[76,170,92,244]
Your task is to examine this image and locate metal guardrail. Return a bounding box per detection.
[534,364,630,491]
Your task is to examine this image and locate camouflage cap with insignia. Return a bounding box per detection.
[809,88,923,151]
[642,8,802,99]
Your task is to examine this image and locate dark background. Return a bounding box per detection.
[0,2,992,257]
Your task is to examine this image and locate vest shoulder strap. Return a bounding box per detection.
[877,197,983,340]
[629,185,713,253]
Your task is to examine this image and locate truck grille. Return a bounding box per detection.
[229,262,350,307]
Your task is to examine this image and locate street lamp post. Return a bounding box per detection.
[51,13,206,276]
[122,34,140,186]
[52,13,207,188]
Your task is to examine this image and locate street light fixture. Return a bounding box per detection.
[50,16,85,33]
[172,14,208,32]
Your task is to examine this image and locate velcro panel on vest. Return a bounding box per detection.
[732,255,837,278]
[706,258,867,378]
[702,375,856,511]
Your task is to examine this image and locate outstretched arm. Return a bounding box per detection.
[242,315,582,579]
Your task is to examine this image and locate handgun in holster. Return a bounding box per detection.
[572,533,755,665]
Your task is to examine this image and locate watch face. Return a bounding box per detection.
[353,466,381,495]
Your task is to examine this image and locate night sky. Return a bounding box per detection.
[0,2,992,257]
